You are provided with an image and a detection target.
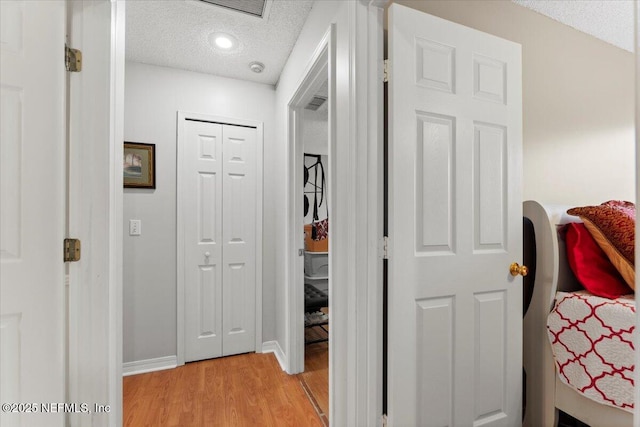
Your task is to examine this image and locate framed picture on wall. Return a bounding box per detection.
[123,142,156,188]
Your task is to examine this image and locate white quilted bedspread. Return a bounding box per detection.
[547,291,635,412]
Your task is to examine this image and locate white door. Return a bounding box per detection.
[220,124,257,357]
[387,4,523,426]
[184,120,224,361]
[183,119,257,362]
[0,1,66,426]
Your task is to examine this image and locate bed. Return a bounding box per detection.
[523,200,635,427]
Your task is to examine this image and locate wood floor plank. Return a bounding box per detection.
[299,331,329,423]
[123,352,323,427]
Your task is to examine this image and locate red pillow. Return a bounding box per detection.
[564,222,632,298]
[567,201,635,289]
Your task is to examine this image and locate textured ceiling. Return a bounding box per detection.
[512,0,634,52]
[126,0,633,88]
[126,0,314,86]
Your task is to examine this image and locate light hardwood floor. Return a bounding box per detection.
[299,327,329,426]
[123,352,323,426]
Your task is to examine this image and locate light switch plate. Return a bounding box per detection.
[129,219,141,236]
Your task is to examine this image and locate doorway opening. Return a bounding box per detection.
[299,114,330,423]
[286,26,334,424]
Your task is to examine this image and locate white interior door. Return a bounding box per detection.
[183,119,257,362]
[387,4,523,426]
[0,1,66,426]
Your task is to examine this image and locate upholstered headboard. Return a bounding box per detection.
[523,201,583,314]
[522,200,583,427]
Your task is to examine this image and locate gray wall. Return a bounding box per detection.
[123,61,276,363]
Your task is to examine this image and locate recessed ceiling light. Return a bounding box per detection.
[215,35,233,49]
[209,32,238,51]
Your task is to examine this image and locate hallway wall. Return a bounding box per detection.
[123,61,276,364]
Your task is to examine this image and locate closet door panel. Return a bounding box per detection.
[222,125,257,356]
[184,120,223,362]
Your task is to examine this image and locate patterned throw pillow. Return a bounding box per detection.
[567,201,635,290]
[314,218,329,241]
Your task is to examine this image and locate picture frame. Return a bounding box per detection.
[123,142,156,189]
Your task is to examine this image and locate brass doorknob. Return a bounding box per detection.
[509,262,528,277]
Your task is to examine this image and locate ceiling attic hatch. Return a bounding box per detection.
[197,0,271,19]
[305,96,327,111]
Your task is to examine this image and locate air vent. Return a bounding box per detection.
[305,96,327,111]
[198,0,267,18]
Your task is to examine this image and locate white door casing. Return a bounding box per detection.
[0,1,66,426]
[179,115,261,363]
[67,1,124,425]
[387,4,523,426]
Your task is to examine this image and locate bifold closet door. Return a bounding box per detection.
[184,120,257,363]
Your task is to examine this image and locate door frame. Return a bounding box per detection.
[285,2,386,425]
[633,0,640,427]
[357,3,386,424]
[286,25,333,375]
[67,0,125,425]
[176,111,264,366]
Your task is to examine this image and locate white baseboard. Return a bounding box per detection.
[122,355,177,376]
[261,341,287,371]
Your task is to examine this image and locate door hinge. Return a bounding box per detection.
[65,45,82,72]
[381,413,388,427]
[382,235,390,260]
[383,59,389,83]
[64,238,81,262]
